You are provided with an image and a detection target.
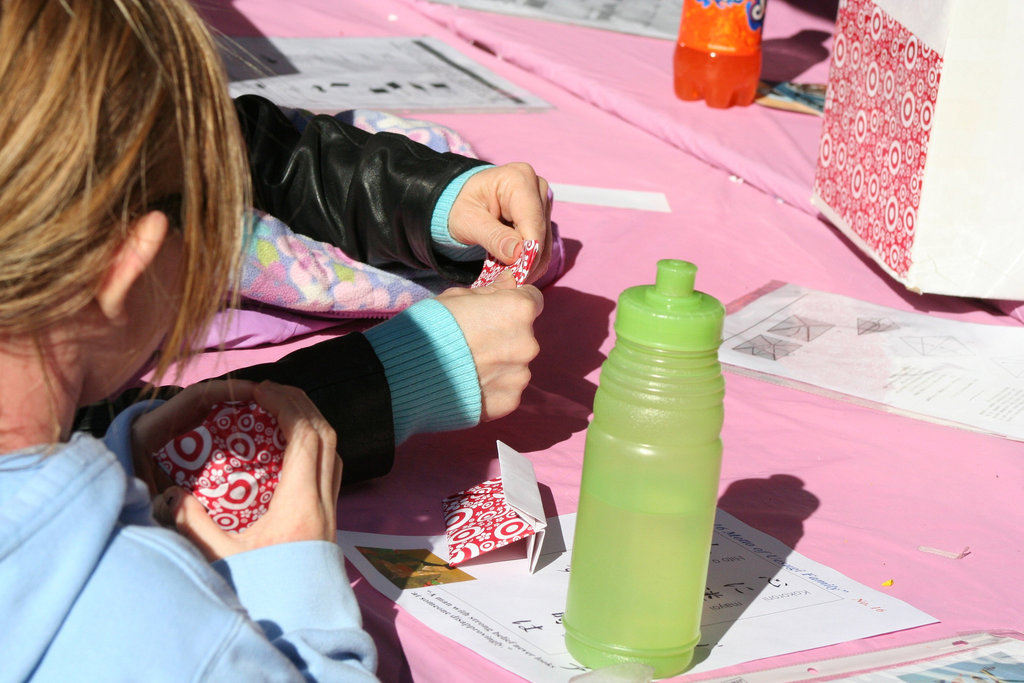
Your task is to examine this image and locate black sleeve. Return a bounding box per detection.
[235,94,488,284]
[74,333,397,486]
[225,333,395,485]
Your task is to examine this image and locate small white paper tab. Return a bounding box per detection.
[549,183,671,213]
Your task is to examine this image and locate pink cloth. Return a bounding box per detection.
[994,299,1024,324]
[187,2,1024,681]
[401,0,835,214]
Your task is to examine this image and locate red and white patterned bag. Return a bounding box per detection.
[812,0,1024,298]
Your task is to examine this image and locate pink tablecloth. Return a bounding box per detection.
[187,2,1022,681]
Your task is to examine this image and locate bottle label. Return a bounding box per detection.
[679,0,766,54]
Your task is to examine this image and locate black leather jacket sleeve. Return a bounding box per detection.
[235,94,489,285]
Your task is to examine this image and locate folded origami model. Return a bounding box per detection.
[442,441,548,572]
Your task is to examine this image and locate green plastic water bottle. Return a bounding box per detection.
[563,259,725,678]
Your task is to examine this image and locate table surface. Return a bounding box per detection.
[188,1,1023,680]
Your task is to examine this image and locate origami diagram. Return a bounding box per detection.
[768,315,834,342]
[732,334,801,361]
[991,356,1024,379]
[857,317,899,335]
[900,336,970,357]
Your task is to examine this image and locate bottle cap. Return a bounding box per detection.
[614,259,724,351]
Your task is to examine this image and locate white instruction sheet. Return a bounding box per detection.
[722,282,1024,441]
[218,36,550,112]
[426,0,681,39]
[339,510,935,681]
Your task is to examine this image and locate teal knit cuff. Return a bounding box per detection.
[431,165,492,262]
[363,299,482,444]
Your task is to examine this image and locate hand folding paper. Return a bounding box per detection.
[471,240,539,288]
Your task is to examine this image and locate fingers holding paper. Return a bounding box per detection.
[154,381,342,562]
[446,162,553,284]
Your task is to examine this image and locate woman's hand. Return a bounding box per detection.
[151,381,343,562]
[446,162,552,284]
[436,273,544,421]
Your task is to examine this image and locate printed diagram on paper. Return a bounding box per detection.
[218,36,550,112]
[722,282,1024,441]
[339,511,933,682]
[427,0,682,39]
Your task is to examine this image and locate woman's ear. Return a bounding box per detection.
[95,211,169,322]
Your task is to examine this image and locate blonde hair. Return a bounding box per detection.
[0,0,249,382]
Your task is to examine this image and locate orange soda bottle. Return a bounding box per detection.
[673,0,767,108]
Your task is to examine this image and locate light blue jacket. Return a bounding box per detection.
[0,403,377,682]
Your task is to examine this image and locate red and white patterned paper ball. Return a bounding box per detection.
[152,400,285,532]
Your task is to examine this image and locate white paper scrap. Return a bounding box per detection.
[339,510,935,682]
[702,631,1024,683]
[549,184,671,212]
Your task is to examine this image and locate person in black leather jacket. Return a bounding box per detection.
[78,94,552,486]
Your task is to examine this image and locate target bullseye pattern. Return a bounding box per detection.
[813,0,942,279]
[152,401,284,532]
[442,477,537,566]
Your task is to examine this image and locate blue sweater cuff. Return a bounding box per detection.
[431,165,492,261]
[363,299,481,444]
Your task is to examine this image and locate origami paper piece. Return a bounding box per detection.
[472,240,539,288]
[152,401,285,533]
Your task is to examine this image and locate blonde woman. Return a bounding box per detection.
[0,1,377,679]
